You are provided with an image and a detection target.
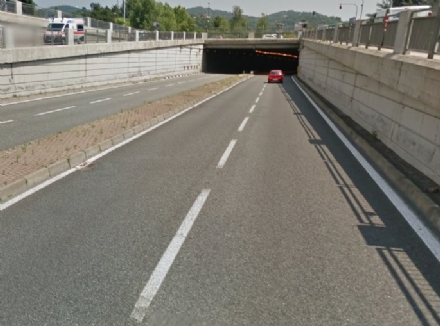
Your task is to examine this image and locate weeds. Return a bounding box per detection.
[372,130,379,141]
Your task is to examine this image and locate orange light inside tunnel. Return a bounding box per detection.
[255,50,298,58]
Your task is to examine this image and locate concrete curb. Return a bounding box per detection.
[0,75,253,204]
[295,76,440,235]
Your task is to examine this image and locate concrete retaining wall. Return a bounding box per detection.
[299,40,440,184]
[0,41,203,98]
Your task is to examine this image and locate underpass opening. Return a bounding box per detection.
[202,47,299,75]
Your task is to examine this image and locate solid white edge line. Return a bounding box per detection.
[291,76,440,262]
[130,188,211,322]
[249,105,256,113]
[217,139,237,168]
[0,77,252,212]
[238,116,249,132]
[0,120,14,124]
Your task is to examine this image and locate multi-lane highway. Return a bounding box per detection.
[1,76,440,325]
[0,73,229,150]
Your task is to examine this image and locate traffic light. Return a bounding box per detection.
[339,4,342,9]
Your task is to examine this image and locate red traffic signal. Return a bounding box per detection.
[339,4,342,9]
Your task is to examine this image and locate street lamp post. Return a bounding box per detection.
[206,2,210,32]
[340,3,358,20]
[123,0,126,24]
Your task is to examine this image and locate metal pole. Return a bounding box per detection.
[360,0,364,19]
[123,0,125,24]
[207,2,210,33]
[341,3,358,21]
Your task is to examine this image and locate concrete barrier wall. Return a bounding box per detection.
[0,41,203,98]
[299,40,440,184]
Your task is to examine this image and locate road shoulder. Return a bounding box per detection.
[295,75,440,237]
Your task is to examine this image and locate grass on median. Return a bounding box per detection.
[0,75,247,187]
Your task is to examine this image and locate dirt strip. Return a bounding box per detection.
[0,75,248,190]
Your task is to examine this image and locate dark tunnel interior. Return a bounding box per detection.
[202,48,300,75]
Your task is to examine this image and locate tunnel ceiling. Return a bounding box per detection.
[202,47,300,75]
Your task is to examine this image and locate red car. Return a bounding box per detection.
[267,70,284,83]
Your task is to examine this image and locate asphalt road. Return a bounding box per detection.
[0,73,229,150]
[1,76,440,326]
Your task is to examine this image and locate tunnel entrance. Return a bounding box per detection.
[202,47,299,75]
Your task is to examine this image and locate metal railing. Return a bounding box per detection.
[207,32,248,39]
[0,0,15,14]
[88,17,110,30]
[21,3,57,19]
[302,7,440,59]
[139,31,156,41]
[0,1,208,48]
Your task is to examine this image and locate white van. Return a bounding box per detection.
[374,6,432,23]
[44,18,85,45]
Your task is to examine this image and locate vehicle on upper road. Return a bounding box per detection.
[267,70,284,83]
[262,34,277,39]
[44,18,85,45]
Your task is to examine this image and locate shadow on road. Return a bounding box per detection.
[279,78,440,326]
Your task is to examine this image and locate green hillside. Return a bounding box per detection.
[48,5,78,13]
[187,7,343,31]
[47,4,342,31]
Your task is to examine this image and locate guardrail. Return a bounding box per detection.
[0,0,15,14]
[302,7,440,59]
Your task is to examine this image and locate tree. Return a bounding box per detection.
[256,13,268,34]
[156,3,177,31]
[89,3,117,23]
[229,6,248,34]
[128,0,158,30]
[174,6,195,31]
[377,0,438,8]
[213,15,230,33]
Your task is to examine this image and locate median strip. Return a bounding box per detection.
[0,74,252,204]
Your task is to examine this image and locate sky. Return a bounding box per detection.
[36,0,379,20]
